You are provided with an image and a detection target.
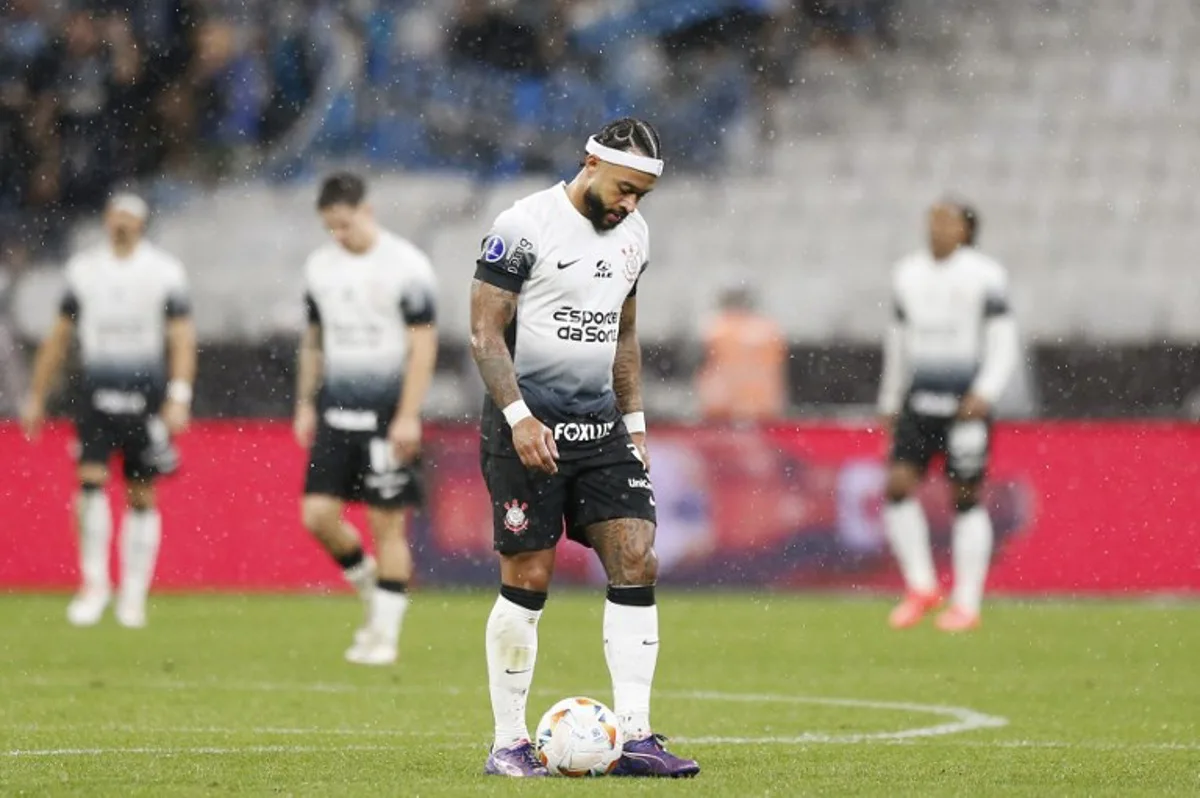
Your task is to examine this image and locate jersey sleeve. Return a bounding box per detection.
[400,254,438,325]
[982,264,1011,317]
[971,260,1019,403]
[59,258,82,319]
[164,259,192,318]
[59,290,80,319]
[626,219,650,297]
[301,253,321,325]
[877,264,910,415]
[473,207,538,293]
[304,292,321,325]
[628,261,648,297]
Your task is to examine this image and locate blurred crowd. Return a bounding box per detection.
[0,0,900,264]
[380,0,900,175]
[0,0,337,263]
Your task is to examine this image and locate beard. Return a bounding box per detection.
[583,186,628,231]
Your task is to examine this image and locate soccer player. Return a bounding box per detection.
[294,173,438,666]
[470,118,699,778]
[878,201,1019,632]
[21,193,195,629]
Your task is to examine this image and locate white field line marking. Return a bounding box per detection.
[7,739,1199,759]
[2,743,484,758]
[950,739,1200,752]
[660,690,1007,744]
[2,724,473,738]
[4,677,1007,749]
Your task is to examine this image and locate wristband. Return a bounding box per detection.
[502,400,532,427]
[623,411,646,435]
[167,380,193,405]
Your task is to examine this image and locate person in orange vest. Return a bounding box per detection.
[695,286,787,423]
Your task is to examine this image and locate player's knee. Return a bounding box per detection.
[80,480,105,495]
[366,508,405,542]
[500,552,555,593]
[301,497,338,534]
[78,463,108,487]
[611,536,658,586]
[885,477,914,504]
[953,483,981,514]
[126,482,156,511]
[885,462,921,503]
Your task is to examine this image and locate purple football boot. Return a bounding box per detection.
[611,733,700,778]
[483,741,550,778]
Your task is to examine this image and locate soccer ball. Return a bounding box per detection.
[534,696,624,777]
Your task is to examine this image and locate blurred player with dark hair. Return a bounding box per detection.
[295,172,439,665]
[471,118,699,778]
[22,193,195,629]
[878,200,1018,632]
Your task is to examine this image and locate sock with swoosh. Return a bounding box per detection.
[604,585,658,741]
[487,585,546,749]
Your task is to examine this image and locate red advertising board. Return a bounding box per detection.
[1,421,1197,593]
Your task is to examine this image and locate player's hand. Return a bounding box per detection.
[388,414,422,464]
[20,397,45,441]
[294,401,317,448]
[630,431,651,473]
[161,398,190,435]
[958,393,991,421]
[512,416,558,475]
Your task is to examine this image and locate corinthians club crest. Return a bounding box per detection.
[621,244,644,283]
[503,500,529,533]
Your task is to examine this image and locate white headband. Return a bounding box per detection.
[585,136,663,177]
[109,193,149,221]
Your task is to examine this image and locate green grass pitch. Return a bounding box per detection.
[1,592,1197,796]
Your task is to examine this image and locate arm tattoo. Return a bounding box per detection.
[469,279,523,409]
[612,296,643,415]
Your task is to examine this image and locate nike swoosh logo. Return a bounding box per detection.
[505,667,532,675]
[557,259,580,269]
[642,639,659,646]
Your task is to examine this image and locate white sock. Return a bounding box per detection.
[883,498,937,594]
[119,509,162,603]
[370,585,409,645]
[604,591,659,741]
[951,506,994,615]
[76,488,112,592]
[486,593,542,749]
[343,556,374,601]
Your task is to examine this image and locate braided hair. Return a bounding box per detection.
[592,117,662,160]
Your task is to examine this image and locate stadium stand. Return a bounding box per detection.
[4,0,1198,418]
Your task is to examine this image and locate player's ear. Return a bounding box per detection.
[584,154,602,174]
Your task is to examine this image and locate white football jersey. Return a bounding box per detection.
[475,182,649,456]
[61,241,190,389]
[881,246,1013,416]
[303,229,437,417]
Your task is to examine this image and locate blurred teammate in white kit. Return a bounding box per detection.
[22,193,196,629]
[878,201,1019,632]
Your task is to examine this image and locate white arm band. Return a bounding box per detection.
[623,411,646,434]
[502,400,532,427]
[167,379,193,405]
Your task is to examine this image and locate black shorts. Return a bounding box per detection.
[304,423,423,508]
[890,411,992,483]
[481,435,657,555]
[76,411,178,481]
